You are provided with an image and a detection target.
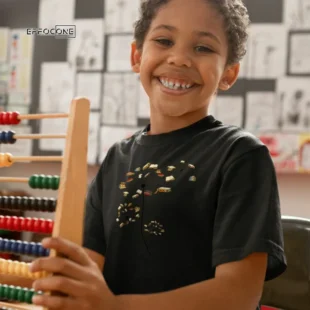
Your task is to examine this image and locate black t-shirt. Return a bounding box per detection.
[83,115,287,307]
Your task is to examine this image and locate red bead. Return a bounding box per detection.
[10,111,20,125]
[33,218,41,232]
[47,220,53,233]
[0,215,5,228]
[26,217,34,231]
[20,217,27,230]
[12,216,20,230]
[0,112,3,124]
[3,112,11,125]
[4,216,11,229]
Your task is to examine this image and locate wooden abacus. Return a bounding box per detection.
[0,97,90,310]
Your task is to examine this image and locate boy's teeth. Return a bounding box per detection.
[159,78,193,90]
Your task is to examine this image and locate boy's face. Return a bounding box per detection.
[132,0,239,121]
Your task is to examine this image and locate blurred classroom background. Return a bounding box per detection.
[0,0,309,309]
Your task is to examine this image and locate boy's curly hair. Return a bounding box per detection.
[133,0,250,65]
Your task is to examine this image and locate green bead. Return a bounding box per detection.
[24,288,35,304]
[52,175,60,190]
[3,284,10,299]
[42,175,51,189]
[9,285,18,300]
[0,284,4,298]
[28,174,38,188]
[36,175,44,189]
[17,287,26,302]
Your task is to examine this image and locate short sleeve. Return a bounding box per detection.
[212,145,287,281]
[82,163,106,257]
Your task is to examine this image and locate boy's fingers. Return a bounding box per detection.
[32,276,88,298]
[30,256,91,281]
[32,293,81,310]
[40,237,91,266]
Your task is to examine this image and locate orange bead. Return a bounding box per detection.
[0,152,13,167]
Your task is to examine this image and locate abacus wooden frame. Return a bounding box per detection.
[0,97,90,310]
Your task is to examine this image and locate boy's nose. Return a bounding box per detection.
[166,49,192,68]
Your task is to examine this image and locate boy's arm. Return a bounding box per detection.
[116,252,267,310]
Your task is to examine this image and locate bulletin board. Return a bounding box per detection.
[0,0,309,174]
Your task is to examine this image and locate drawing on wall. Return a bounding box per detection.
[288,31,310,75]
[38,0,75,29]
[259,134,299,172]
[76,72,102,110]
[88,112,100,165]
[277,78,310,131]
[247,25,287,78]
[284,0,310,29]
[0,28,9,62]
[104,0,141,33]
[39,62,75,113]
[245,92,277,132]
[299,135,310,171]
[106,35,133,72]
[102,73,139,126]
[67,19,104,71]
[213,96,244,127]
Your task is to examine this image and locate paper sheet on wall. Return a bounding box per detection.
[99,125,142,162]
[299,134,310,172]
[0,125,33,157]
[284,0,310,29]
[288,32,310,74]
[213,96,243,127]
[88,112,100,165]
[67,19,105,71]
[102,73,139,126]
[76,72,102,110]
[107,35,133,72]
[137,79,150,119]
[39,118,67,151]
[245,92,277,132]
[104,0,140,33]
[0,63,9,106]
[276,77,310,132]
[259,133,299,172]
[38,0,75,29]
[247,25,287,78]
[0,28,9,62]
[39,62,75,113]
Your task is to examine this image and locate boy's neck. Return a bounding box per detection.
[148,107,208,135]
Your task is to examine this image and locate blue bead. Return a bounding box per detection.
[3,239,10,252]
[24,242,31,255]
[17,241,25,254]
[29,242,37,256]
[45,248,50,256]
[7,131,16,144]
[11,240,19,252]
[0,131,6,144]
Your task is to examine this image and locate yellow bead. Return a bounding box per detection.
[8,260,15,275]
[0,152,13,167]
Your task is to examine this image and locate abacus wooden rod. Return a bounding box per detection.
[0,177,29,183]
[0,301,43,310]
[14,134,66,139]
[18,113,69,120]
[11,156,63,163]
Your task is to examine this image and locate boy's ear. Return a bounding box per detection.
[131,41,141,73]
[218,62,240,91]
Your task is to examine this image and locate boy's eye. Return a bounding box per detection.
[195,46,213,53]
[154,38,173,46]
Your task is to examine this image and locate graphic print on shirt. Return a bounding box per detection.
[116,160,196,236]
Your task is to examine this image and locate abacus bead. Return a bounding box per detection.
[0,238,4,251]
[0,196,4,208]
[28,175,37,188]
[0,284,5,298]
[0,153,13,168]
[24,242,31,255]
[0,216,5,228]
[7,131,16,144]
[17,287,26,302]
[12,240,20,253]
[33,218,40,232]
[51,175,60,190]
[25,289,35,303]
[5,216,11,229]
[2,284,9,299]
[20,217,27,230]
[9,285,18,300]
[2,112,10,125]
[4,239,11,252]
[10,111,20,125]
[17,241,25,254]
[0,131,6,144]
[26,217,35,231]
[33,243,40,256]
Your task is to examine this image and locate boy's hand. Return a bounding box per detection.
[30,237,115,310]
